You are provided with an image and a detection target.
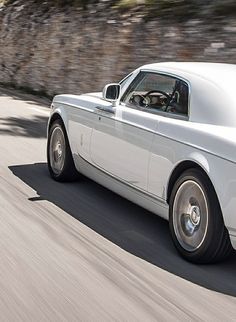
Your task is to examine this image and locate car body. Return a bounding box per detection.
[47,62,236,263]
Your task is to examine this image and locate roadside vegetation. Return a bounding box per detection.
[1,0,236,17]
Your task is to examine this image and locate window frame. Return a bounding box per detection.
[120,70,190,120]
[119,72,133,88]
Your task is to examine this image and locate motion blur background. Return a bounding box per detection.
[0,0,236,96]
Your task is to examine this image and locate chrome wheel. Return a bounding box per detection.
[172,180,208,252]
[169,169,233,263]
[49,126,66,175]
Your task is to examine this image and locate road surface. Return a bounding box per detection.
[0,86,236,321]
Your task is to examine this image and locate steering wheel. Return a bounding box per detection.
[144,90,171,100]
[131,94,151,107]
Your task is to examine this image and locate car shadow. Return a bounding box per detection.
[0,115,48,138]
[9,162,236,297]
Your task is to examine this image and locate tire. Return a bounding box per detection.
[47,119,78,182]
[169,168,233,264]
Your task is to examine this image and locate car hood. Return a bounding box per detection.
[85,92,103,98]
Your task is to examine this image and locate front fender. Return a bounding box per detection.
[47,102,69,135]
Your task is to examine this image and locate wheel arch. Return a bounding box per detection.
[47,110,67,136]
[166,160,210,204]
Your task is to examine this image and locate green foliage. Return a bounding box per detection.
[145,0,200,19]
[1,0,236,19]
[115,0,138,9]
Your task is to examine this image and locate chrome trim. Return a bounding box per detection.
[119,72,133,86]
[119,102,188,121]
[95,106,115,114]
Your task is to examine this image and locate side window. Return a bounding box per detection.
[120,71,189,117]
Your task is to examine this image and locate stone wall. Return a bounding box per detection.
[1,0,236,96]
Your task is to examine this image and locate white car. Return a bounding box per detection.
[47,62,236,264]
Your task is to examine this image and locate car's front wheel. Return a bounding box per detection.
[47,119,78,182]
[169,168,233,263]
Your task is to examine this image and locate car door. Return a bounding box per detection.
[90,105,157,191]
[90,71,189,197]
[90,71,175,191]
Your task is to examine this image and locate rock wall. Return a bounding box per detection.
[1,0,236,96]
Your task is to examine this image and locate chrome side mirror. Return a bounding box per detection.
[103,83,121,102]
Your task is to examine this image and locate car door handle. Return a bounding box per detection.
[95,106,115,114]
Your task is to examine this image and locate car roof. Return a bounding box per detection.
[142,62,236,84]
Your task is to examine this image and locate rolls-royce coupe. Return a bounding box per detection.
[47,62,236,263]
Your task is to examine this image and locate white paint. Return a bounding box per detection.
[50,62,236,249]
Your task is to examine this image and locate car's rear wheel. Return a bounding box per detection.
[47,119,78,182]
[169,168,233,263]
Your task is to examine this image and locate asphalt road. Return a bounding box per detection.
[1,87,236,321]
